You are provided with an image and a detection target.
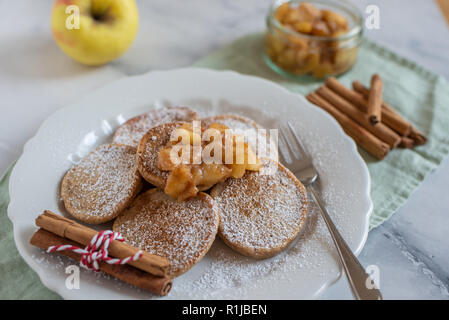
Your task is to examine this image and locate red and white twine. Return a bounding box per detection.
[47,230,142,272]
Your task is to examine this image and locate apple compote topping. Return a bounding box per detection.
[157,122,262,201]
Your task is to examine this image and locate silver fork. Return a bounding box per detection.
[279,122,382,300]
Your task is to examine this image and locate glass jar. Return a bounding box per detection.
[264,0,363,80]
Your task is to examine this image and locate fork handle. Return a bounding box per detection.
[308,185,383,300]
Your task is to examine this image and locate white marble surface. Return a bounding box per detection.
[1,0,449,299]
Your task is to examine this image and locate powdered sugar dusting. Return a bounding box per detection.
[213,164,307,251]
[113,106,197,148]
[61,144,141,219]
[167,195,335,299]
[113,190,219,277]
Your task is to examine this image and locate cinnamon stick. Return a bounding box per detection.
[409,127,428,146]
[352,81,412,136]
[316,86,401,148]
[30,228,172,296]
[327,77,412,136]
[367,74,383,124]
[307,93,390,160]
[352,81,427,145]
[36,211,170,277]
[400,137,415,149]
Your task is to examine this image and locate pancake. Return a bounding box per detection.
[61,143,142,224]
[136,122,183,189]
[113,189,219,277]
[113,106,198,148]
[210,160,308,259]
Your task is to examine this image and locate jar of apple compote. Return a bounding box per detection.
[264,0,363,80]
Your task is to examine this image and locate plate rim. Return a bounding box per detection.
[8,67,372,299]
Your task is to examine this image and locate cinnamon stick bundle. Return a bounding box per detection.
[367,74,383,125]
[327,77,412,136]
[307,75,428,159]
[352,81,427,145]
[307,93,390,160]
[30,229,172,296]
[316,86,401,148]
[35,210,170,277]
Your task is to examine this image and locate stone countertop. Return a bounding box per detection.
[1,0,448,299]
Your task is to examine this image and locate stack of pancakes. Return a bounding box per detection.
[61,107,308,277]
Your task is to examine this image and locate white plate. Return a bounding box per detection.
[8,68,372,300]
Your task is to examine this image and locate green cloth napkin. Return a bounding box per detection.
[0,165,60,299]
[2,33,449,299]
[193,33,449,228]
